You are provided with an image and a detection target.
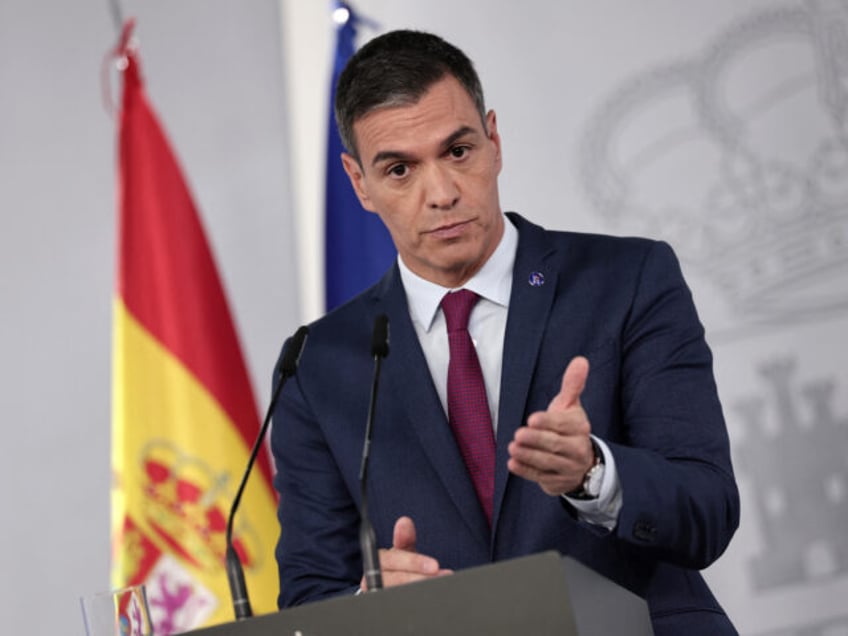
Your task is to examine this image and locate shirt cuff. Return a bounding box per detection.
[562,436,622,530]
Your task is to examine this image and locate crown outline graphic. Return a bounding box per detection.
[578,2,848,326]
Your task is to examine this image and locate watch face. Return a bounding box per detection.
[585,463,605,498]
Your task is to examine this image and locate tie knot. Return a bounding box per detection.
[441,289,479,332]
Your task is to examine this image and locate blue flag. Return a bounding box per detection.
[325,2,396,311]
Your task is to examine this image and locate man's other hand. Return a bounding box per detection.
[360,516,453,591]
[507,356,595,495]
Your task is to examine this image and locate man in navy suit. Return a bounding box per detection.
[272,30,739,635]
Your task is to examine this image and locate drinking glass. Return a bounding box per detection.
[81,584,153,635]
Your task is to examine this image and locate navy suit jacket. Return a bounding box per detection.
[272,213,740,635]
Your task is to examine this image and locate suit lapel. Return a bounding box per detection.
[366,214,561,544]
[370,268,491,544]
[492,214,559,528]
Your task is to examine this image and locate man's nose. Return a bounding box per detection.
[424,164,460,210]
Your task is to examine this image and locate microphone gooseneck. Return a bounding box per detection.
[359,314,389,592]
[225,325,309,620]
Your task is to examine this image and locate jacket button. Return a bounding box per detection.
[633,521,657,543]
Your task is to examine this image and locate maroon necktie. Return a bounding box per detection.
[441,290,496,524]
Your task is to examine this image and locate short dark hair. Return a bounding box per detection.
[334,29,487,160]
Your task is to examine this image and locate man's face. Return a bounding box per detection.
[342,75,504,288]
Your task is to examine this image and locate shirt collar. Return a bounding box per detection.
[399,214,518,332]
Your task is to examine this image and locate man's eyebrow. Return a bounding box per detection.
[440,126,478,151]
[371,150,413,168]
[369,125,481,168]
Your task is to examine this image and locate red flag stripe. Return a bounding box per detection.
[116,55,271,485]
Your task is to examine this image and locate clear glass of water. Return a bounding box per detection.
[81,584,153,635]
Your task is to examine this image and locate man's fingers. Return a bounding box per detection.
[361,517,445,592]
[508,437,586,475]
[392,515,417,552]
[386,516,440,577]
[362,547,447,591]
[507,456,580,496]
[381,569,450,587]
[514,356,594,497]
[549,356,589,412]
[379,546,440,576]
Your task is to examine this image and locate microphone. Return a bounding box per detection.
[359,314,389,592]
[225,325,309,620]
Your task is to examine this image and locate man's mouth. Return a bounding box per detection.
[427,219,472,239]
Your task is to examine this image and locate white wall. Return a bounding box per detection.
[0,2,297,634]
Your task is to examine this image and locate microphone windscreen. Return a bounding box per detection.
[371,314,389,358]
[280,326,309,377]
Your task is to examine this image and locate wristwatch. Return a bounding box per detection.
[565,438,605,500]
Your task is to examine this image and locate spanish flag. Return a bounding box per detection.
[110,22,278,633]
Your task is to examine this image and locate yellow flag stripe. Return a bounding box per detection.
[112,298,278,622]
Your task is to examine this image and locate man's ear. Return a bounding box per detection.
[341,153,376,212]
[486,110,502,173]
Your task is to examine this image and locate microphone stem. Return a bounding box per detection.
[225,382,280,620]
[359,353,384,591]
[359,354,381,485]
[225,325,308,620]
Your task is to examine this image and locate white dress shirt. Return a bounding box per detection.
[397,214,621,529]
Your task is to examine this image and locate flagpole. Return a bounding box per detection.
[109,0,124,32]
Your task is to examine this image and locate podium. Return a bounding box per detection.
[186,552,653,635]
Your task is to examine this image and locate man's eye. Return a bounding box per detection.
[388,164,408,177]
[450,145,470,159]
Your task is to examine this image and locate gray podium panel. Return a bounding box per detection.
[186,551,653,635]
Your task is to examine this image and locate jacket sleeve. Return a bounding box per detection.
[271,367,363,608]
[610,240,740,570]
